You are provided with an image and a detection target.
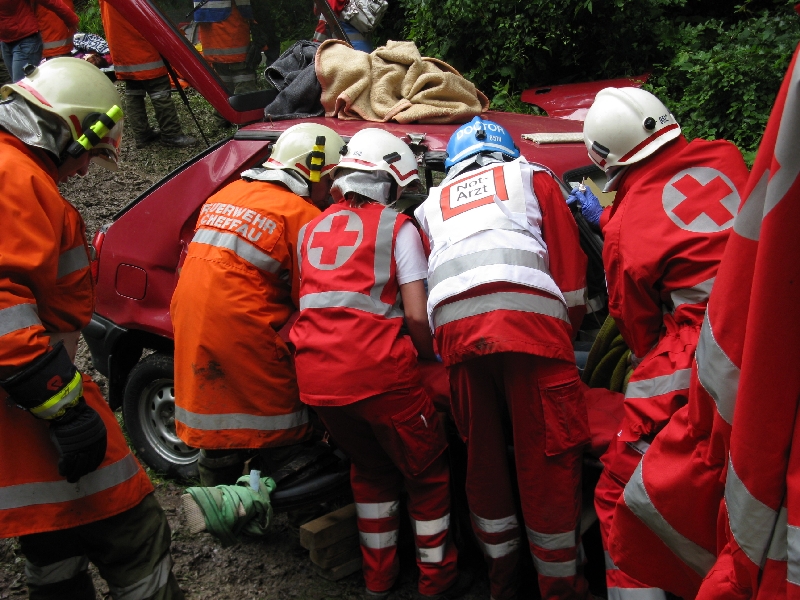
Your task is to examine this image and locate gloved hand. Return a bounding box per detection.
[567,184,604,227]
[244,43,263,73]
[49,398,108,483]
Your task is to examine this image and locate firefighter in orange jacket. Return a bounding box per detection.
[36,0,76,59]
[99,0,196,148]
[569,87,749,598]
[171,123,344,487]
[0,58,183,599]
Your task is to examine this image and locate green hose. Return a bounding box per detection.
[186,475,277,547]
[582,315,634,394]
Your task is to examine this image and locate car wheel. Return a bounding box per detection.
[122,353,199,479]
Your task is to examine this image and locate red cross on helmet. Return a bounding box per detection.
[583,87,681,171]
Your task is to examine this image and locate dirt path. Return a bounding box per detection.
[0,90,497,600]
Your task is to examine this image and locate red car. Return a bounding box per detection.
[84,0,609,480]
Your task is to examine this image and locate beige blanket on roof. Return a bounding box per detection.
[315,39,490,124]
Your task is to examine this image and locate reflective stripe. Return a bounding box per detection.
[625,369,691,400]
[768,506,788,562]
[297,224,308,276]
[670,277,714,309]
[434,291,569,328]
[372,209,396,299]
[195,0,231,8]
[218,72,257,84]
[114,60,165,73]
[526,526,575,551]
[299,291,403,319]
[607,588,667,600]
[531,555,576,578]
[0,303,41,337]
[413,514,450,537]
[30,369,83,420]
[696,311,739,425]
[478,537,519,559]
[471,512,518,534]
[175,406,308,432]
[624,461,716,575]
[627,438,651,456]
[0,454,140,510]
[788,523,800,584]
[360,530,398,549]
[418,543,447,563]
[605,551,619,571]
[25,555,89,585]
[109,553,173,600]
[43,38,71,50]
[57,246,89,278]
[562,288,587,308]
[428,248,547,289]
[734,170,767,242]
[356,501,399,520]
[726,457,778,567]
[204,45,250,56]
[192,228,281,274]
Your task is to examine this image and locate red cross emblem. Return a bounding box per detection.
[307,211,363,270]
[662,167,739,233]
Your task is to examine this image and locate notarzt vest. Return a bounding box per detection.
[290,202,418,406]
[420,158,567,331]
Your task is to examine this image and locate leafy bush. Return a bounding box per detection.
[646,8,800,161]
[75,0,104,37]
[392,0,681,94]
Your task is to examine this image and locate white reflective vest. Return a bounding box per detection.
[417,158,567,331]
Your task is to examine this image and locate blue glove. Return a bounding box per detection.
[567,185,603,227]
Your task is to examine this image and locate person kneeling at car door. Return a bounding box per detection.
[415,117,592,600]
[290,129,472,599]
[0,58,183,600]
[171,124,344,488]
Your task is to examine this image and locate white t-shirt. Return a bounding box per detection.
[394,220,428,285]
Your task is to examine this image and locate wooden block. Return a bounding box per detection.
[310,535,361,569]
[300,503,358,550]
[312,555,362,581]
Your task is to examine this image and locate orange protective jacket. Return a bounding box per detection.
[198,2,251,64]
[99,0,167,80]
[0,132,153,538]
[36,0,75,58]
[171,179,319,449]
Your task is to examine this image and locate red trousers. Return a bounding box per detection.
[448,353,590,600]
[314,386,458,596]
[595,438,667,599]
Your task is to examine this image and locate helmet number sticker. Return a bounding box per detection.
[662,167,739,233]
[440,166,508,220]
[307,211,364,270]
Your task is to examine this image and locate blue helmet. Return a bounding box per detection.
[445,116,520,169]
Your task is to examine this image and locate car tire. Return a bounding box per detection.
[123,353,199,479]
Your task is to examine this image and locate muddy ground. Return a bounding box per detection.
[0,88,506,600]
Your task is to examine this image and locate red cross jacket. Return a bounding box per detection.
[290,202,419,406]
[601,136,749,441]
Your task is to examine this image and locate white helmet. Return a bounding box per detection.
[583,87,681,171]
[2,57,124,170]
[333,129,419,187]
[264,123,345,182]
